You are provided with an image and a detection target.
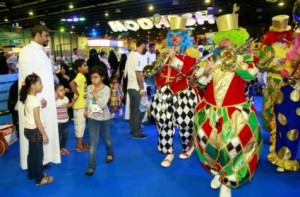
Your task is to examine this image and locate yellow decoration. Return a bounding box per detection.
[277,146,292,160]
[296,108,300,116]
[216,14,239,32]
[287,129,299,141]
[169,16,187,31]
[186,47,201,59]
[269,15,292,32]
[277,113,287,126]
[275,90,284,105]
[290,90,300,102]
[267,115,300,171]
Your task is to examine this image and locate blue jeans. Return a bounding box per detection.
[24,128,44,184]
[88,118,113,170]
[58,122,69,149]
[128,89,145,136]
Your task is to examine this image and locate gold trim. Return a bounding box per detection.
[275,90,284,105]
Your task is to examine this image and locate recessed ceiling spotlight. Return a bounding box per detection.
[105,12,109,17]
[4,18,8,22]
[205,0,211,3]
[69,4,74,9]
[219,9,222,12]
[29,11,34,16]
[115,8,121,13]
[278,2,284,6]
[148,5,154,11]
[96,22,100,26]
[71,25,75,29]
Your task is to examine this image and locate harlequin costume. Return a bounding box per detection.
[193,13,263,197]
[151,16,202,167]
[267,12,300,172]
[259,15,293,132]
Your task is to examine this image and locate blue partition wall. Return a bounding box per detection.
[0,73,18,124]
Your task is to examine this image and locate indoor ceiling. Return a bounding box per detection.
[0,0,296,40]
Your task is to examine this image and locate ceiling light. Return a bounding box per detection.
[69,4,74,9]
[70,31,73,34]
[71,25,75,29]
[205,0,211,3]
[79,17,85,21]
[219,9,222,12]
[60,27,65,33]
[4,18,8,22]
[278,2,284,6]
[202,27,206,30]
[149,5,154,11]
[29,11,34,16]
[115,8,121,13]
[105,12,109,17]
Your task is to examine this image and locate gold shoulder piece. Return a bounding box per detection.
[186,47,201,59]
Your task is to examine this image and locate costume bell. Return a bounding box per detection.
[259,15,293,132]
[193,12,263,197]
[151,16,202,167]
[267,7,300,172]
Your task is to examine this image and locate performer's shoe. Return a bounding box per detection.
[161,154,174,168]
[211,175,221,189]
[219,184,231,197]
[179,146,194,159]
[276,167,285,172]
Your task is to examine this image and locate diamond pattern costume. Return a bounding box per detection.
[151,49,201,154]
[194,49,263,188]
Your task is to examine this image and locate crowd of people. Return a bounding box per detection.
[0,4,299,197]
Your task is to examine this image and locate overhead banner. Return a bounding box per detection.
[108,11,215,32]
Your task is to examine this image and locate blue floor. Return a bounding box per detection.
[0,96,300,197]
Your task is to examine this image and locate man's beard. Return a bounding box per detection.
[142,47,147,55]
[43,41,49,47]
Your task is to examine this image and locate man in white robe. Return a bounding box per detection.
[18,24,61,170]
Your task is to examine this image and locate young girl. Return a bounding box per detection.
[85,66,114,176]
[19,73,53,185]
[110,75,124,118]
[55,84,77,155]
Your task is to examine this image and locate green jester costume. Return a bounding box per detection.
[193,13,263,197]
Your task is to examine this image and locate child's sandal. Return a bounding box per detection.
[36,176,53,186]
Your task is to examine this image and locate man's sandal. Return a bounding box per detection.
[36,176,53,186]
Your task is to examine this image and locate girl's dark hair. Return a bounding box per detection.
[19,73,41,103]
[55,83,64,91]
[110,74,118,82]
[89,66,110,87]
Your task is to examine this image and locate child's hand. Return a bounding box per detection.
[90,85,95,92]
[42,134,49,144]
[65,88,70,93]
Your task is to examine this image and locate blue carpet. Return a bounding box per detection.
[0,96,299,197]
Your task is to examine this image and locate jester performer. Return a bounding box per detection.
[151,16,202,167]
[259,15,293,132]
[193,12,263,197]
[267,1,300,172]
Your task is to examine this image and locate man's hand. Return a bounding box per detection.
[42,134,49,144]
[41,99,47,108]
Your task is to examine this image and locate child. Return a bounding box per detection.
[85,66,114,176]
[55,84,77,155]
[19,73,53,186]
[70,59,89,152]
[110,75,124,118]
